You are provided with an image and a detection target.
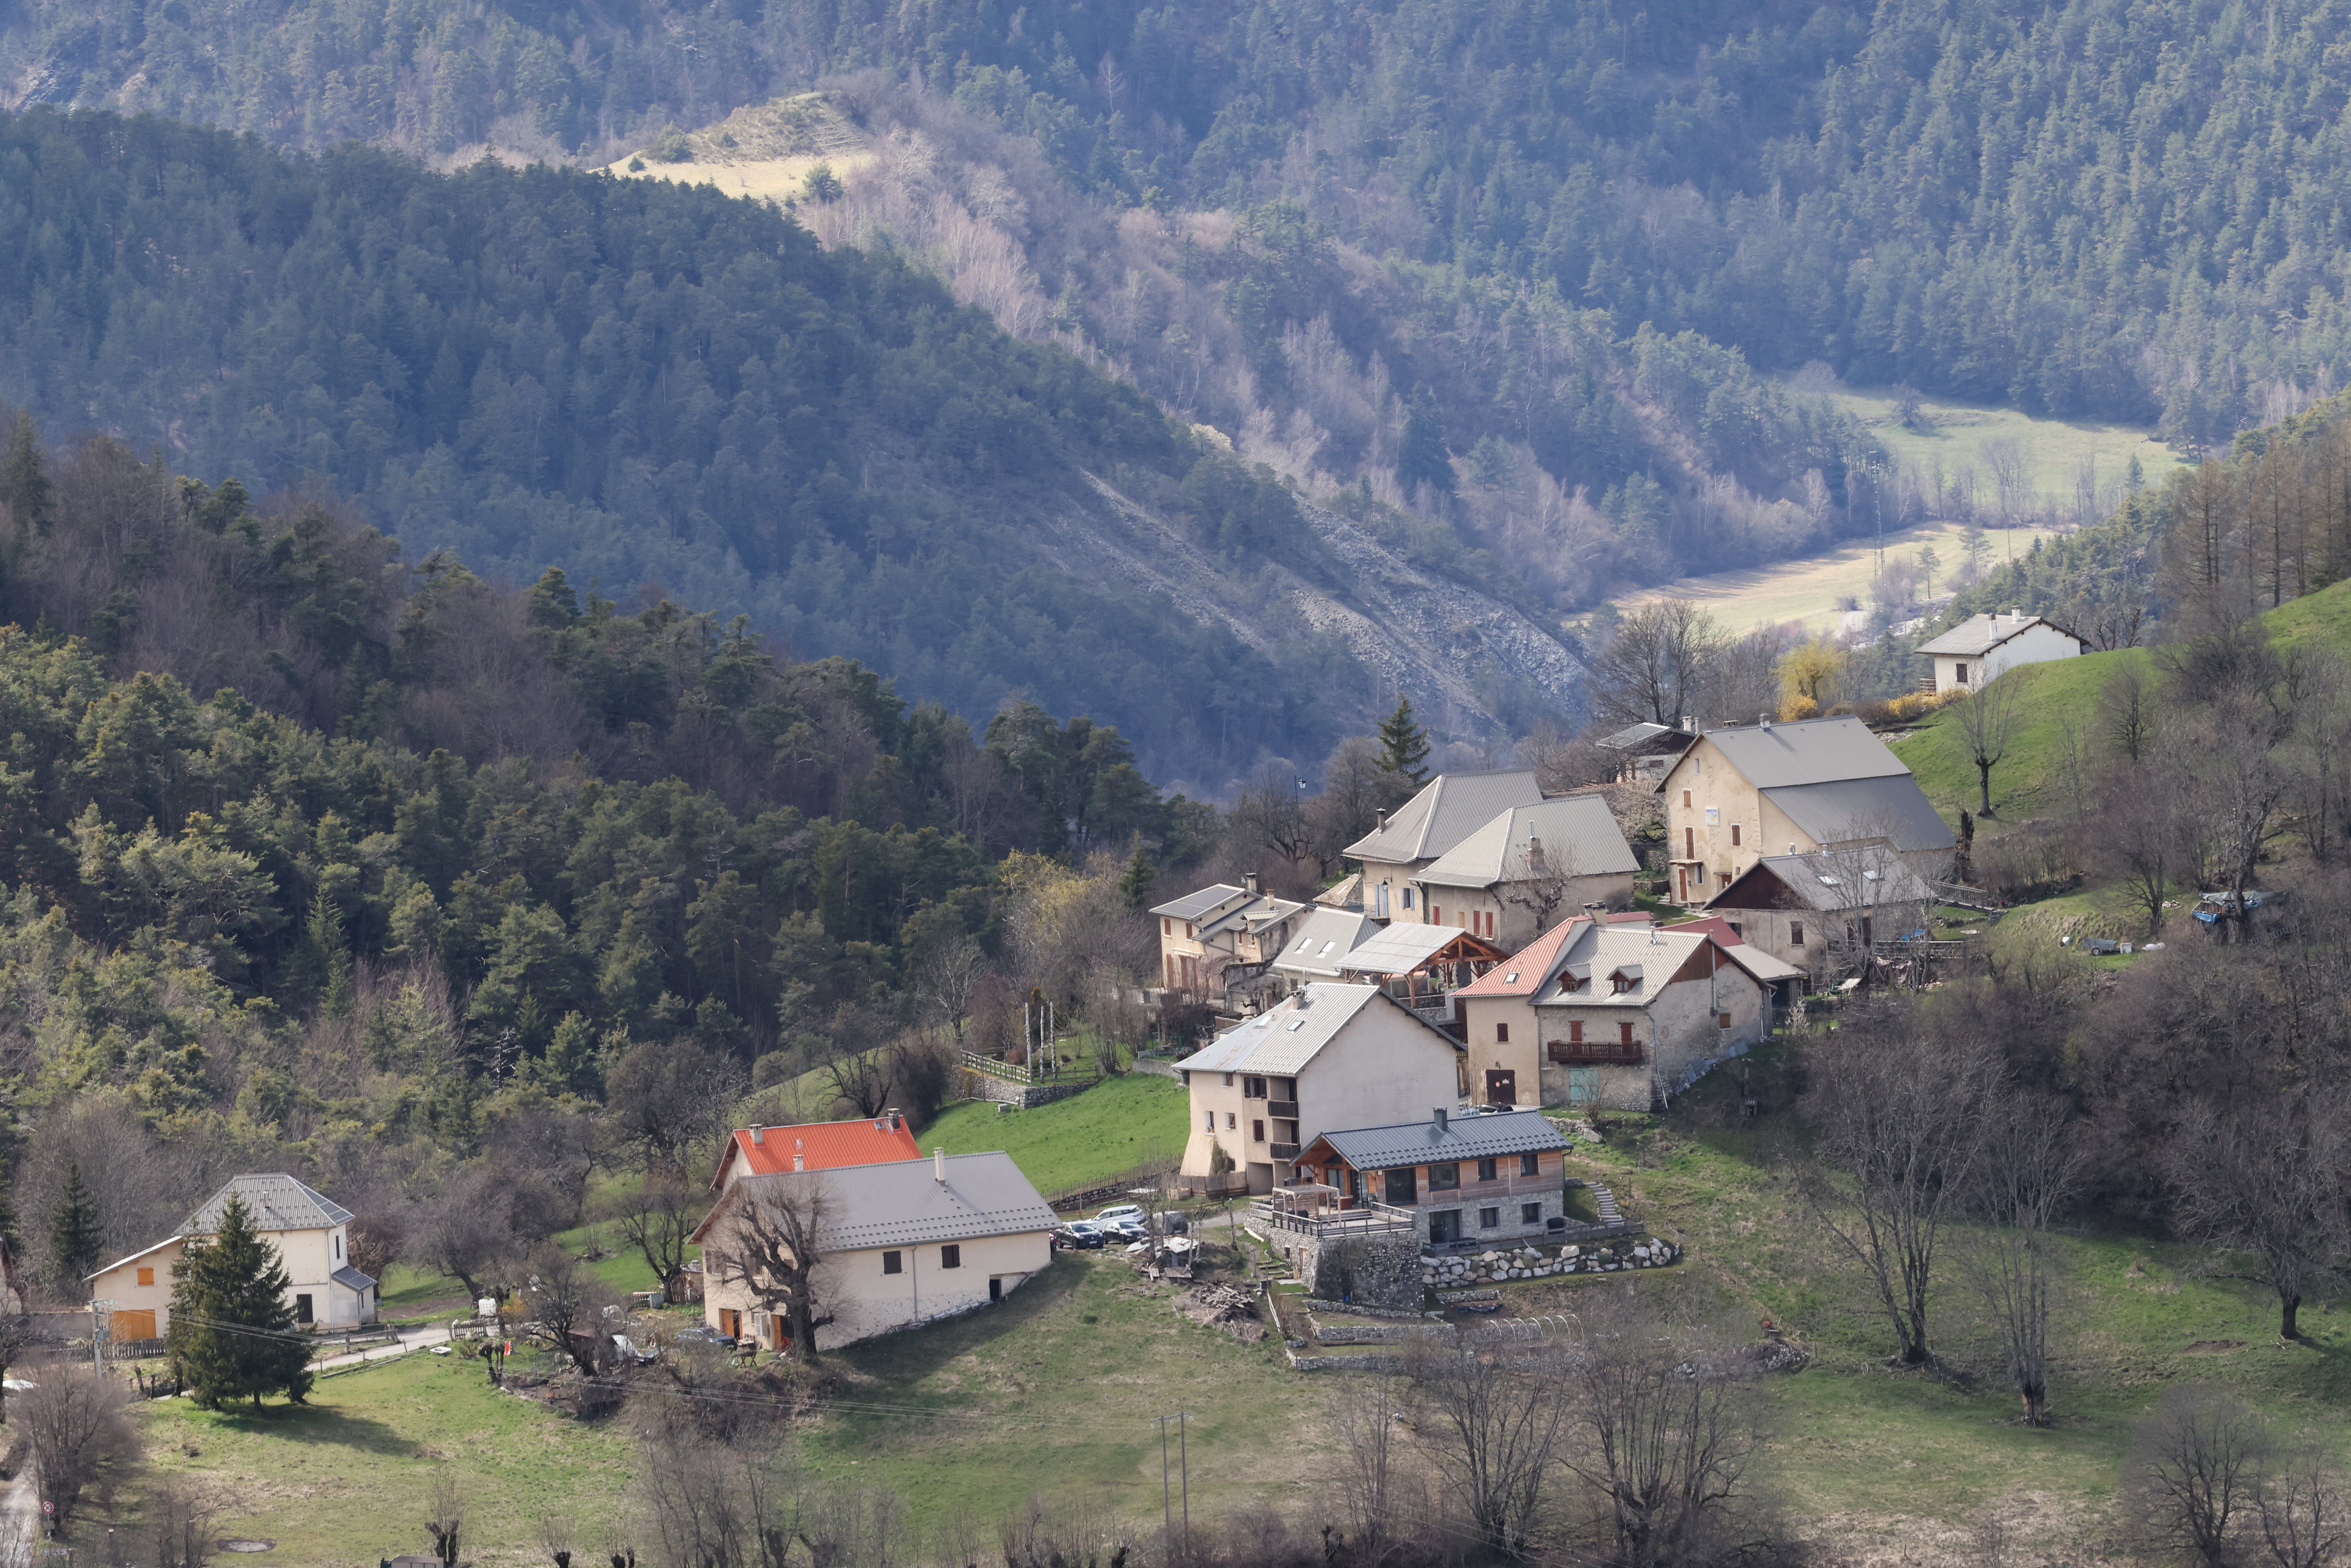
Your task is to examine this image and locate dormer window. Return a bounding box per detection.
[1609,966,1643,994]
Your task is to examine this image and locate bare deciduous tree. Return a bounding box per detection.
[2100,661,2156,762]
[148,1479,220,1568]
[1557,1296,1764,1568]
[638,1426,801,1568]
[1332,1357,1415,1567]
[18,1365,139,1532]
[1499,831,1583,938]
[604,1039,745,1176]
[912,935,988,1041]
[2256,1449,2351,1568]
[702,1173,836,1363]
[1965,1092,2084,1426]
[1953,673,2020,818]
[1405,1331,1570,1555]
[1800,1013,2001,1364]
[2130,1386,2265,1567]
[609,1179,704,1301]
[521,1243,623,1377]
[2163,1089,2351,1341]
[1588,603,1726,729]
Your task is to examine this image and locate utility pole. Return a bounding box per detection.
[1178,1409,1191,1553]
[1156,1413,1173,1543]
[90,1298,112,1373]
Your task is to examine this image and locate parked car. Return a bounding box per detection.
[1094,1204,1146,1229]
[1056,1221,1106,1250]
[1107,1217,1150,1243]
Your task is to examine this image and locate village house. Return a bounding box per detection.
[1149,874,1307,1000]
[1346,770,1544,921]
[1451,921,1791,1111]
[709,1113,921,1194]
[1592,721,1698,784]
[1914,609,2083,694]
[84,1174,376,1342]
[1408,795,1640,950]
[694,1149,1054,1353]
[1178,982,1467,1196]
[1333,921,1508,1025]
[1256,905,1382,1001]
[1286,1108,1573,1247]
[1702,845,1940,978]
[1655,715,1954,905]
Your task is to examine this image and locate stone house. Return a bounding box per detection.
[1149,875,1306,1000]
[1409,795,1640,950]
[1345,770,1543,922]
[1287,1107,1572,1248]
[1178,982,1465,1196]
[1655,715,1953,905]
[1701,845,1940,979]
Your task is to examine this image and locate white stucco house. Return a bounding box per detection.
[1915,610,2084,693]
[83,1174,376,1342]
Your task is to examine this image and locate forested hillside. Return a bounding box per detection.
[0,109,1599,782]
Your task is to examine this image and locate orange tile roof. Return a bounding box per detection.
[1452,919,1586,999]
[710,1115,923,1189]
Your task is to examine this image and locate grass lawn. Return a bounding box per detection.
[126,1352,637,1565]
[798,1250,1336,1537]
[1804,382,2185,499]
[919,1073,1189,1197]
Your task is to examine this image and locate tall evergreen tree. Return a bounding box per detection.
[167,1193,314,1409]
[0,412,49,536]
[1394,386,1454,496]
[1377,698,1432,785]
[47,1162,102,1292]
[1118,839,1158,912]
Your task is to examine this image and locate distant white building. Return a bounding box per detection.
[1915,609,2084,693]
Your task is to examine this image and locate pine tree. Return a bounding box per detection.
[1118,839,1157,911]
[167,1193,314,1410]
[1377,697,1432,784]
[1394,385,1454,496]
[0,413,50,536]
[48,1162,103,1292]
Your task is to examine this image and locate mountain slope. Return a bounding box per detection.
[0,107,1578,782]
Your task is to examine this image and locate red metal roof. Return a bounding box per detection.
[1452,919,1586,999]
[1659,915,1748,947]
[710,1115,922,1189]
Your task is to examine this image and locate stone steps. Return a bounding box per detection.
[1589,1183,1623,1224]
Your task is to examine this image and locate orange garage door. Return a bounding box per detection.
[112,1309,156,1341]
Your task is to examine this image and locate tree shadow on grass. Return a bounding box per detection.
[184,1399,412,1457]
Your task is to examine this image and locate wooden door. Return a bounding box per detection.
[1484,1069,1516,1105]
[1566,1068,1600,1105]
[113,1308,156,1341]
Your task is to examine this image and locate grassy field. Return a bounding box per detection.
[126,1352,638,1565]
[1889,577,2351,823]
[920,1073,1191,1197]
[1803,381,2186,498]
[604,91,876,205]
[1622,517,2064,636]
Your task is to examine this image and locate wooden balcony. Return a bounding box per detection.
[1549,1040,1642,1064]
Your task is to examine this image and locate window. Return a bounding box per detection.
[941,1245,962,1269]
[1223,1072,1233,1087]
[1521,1152,1540,1176]
[295,1293,314,1325]
[1403,888,1415,910]
[333,1234,342,1259]
[1684,827,1695,857]
[1955,662,1970,685]
[1730,824,1741,846]
[136,1267,153,1287]
[1477,1158,1498,1182]
[1495,1022,1510,1043]
[1252,1119,1265,1143]
[1728,921,1743,937]
[1619,1021,1636,1045]
[1244,1076,1267,1099]
[1479,1207,1500,1229]
[1162,917,1171,934]
[1204,1111,1214,1131]
[1790,921,1805,946]
[1521,1202,1542,1224]
[1428,1162,1460,1190]
[883,1251,903,1275]
[1431,904,1442,924]
[1385,1167,1418,1204]
[1682,789,1693,807]
[1569,1020,1585,1043]
[1718,1012,1732,1029]
[1185,923,1194,937]
[1692,862,1704,884]
[1225,1112,1236,1129]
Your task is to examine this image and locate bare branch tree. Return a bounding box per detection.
[1556,1296,1765,1568]
[1406,1331,1570,1556]
[2162,1088,2351,1341]
[1588,602,1727,728]
[609,1178,704,1302]
[1799,1011,2001,1364]
[2129,1386,2266,1567]
[1499,831,1582,939]
[18,1366,139,1533]
[1965,1091,2084,1426]
[702,1172,836,1363]
[521,1243,623,1378]
[1332,1356,1416,1567]
[2256,1448,2351,1568]
[2100,660,2156,762]
[1953,673,2020,819]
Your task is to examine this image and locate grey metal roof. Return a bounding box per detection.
[1270,907,1381,979]
[1185,983,1384,1076]
[186,1175,353,1235]
[1344,771,1543,864]
[1312,1109,1569,1170]
[1673,717,1908,790]
[1763,778,1954,853]
[1197,894,1307,938]
[729,1152,1055,1253]
[1530,925,1710,1009]
[1150,884,1251,921]
[1336,922,1482,977]
[1596,721,1673,749]
[1710,844,1939,912]
[1915,612,2075,657]
[331,1265,378,1292]
[1416,796,1640,889]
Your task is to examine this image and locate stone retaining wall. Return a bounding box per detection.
[1424,1237,1679,1288]
[957,1069,1089,1109]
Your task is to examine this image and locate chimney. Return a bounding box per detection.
[1759,712,1773,729]
[749,1126,764,1145]
[1526,834,1546,874]
[1244,871,1260,896]
[1432,1107,1449,1132]
[1375,809,1388,832]
[792,1137,805,1172]
[934,1147,947,1183]
[881,1109,901,1133]
[2011,606,2023,622]
[1681,715,1697,733]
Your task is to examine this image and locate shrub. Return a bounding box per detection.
[646,125,693,163]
